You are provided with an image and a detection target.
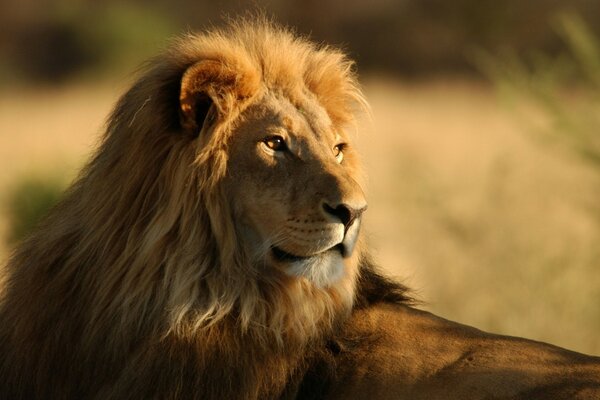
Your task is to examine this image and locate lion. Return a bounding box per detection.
[0,18,599,400]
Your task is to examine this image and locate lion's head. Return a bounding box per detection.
[171,20,368,340]
[212,63,367,288]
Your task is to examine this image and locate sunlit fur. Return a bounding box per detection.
[0,18,369,398]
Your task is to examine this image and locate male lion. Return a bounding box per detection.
[1,18,599,400]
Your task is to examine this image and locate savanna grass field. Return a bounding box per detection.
[1,1,600,356]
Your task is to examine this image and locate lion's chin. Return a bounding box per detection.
[273,245,346,288]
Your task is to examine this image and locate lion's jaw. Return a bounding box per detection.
[223,91,366,288]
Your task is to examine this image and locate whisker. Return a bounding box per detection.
[251,227,290,262]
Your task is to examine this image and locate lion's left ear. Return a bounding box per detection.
[179,60,257,136]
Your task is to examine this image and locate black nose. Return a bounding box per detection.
[322,202,366,230]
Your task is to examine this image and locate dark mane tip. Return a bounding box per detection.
[355,253,418,308]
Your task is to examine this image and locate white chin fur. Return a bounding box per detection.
[284,250,345,288]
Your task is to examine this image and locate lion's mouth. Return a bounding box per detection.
[271,243,345,263]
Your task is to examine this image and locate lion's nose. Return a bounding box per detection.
[322,202,367,231]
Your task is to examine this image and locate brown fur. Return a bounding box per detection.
[313,301,600,400]
[0,18,372,399]
[1,18,599,400]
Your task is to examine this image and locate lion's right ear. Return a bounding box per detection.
[179,60,257,137]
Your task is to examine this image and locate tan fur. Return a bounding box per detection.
[1,17,599,400]
[323,303,600,400]
[0,18,367,399]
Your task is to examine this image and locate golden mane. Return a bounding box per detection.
[99,18,366,338]
[0,18,374,398]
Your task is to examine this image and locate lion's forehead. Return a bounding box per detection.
[263,89,337,143]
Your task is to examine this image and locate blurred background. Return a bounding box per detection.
[1,0,599,354]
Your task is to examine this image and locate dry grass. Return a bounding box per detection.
[1,78,599,355]
[359,78,600,355]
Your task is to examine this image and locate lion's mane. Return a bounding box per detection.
[0,18,410,399]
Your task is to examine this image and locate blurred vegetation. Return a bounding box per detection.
[431,12,600,348]
[5,176,66,244]
[478,13,600,169]
[2,0,600,84]
[0,1,176,83]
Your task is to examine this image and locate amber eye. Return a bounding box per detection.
[333,143,346,163]
[263,136,287,152]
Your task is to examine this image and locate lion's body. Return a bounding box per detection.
[323,303,600,400]
[1,18,599,400]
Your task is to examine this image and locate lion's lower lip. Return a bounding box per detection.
[271,244,344,263]
[271,246,308,262]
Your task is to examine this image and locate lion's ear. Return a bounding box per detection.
[179,60,256,137]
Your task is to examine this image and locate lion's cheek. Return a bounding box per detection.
[223,172,288,239]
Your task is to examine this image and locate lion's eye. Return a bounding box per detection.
[333,143,346,163]
[263,136,287,152]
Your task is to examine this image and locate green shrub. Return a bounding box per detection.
[6,177,66,244]
[476,13,600,167]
